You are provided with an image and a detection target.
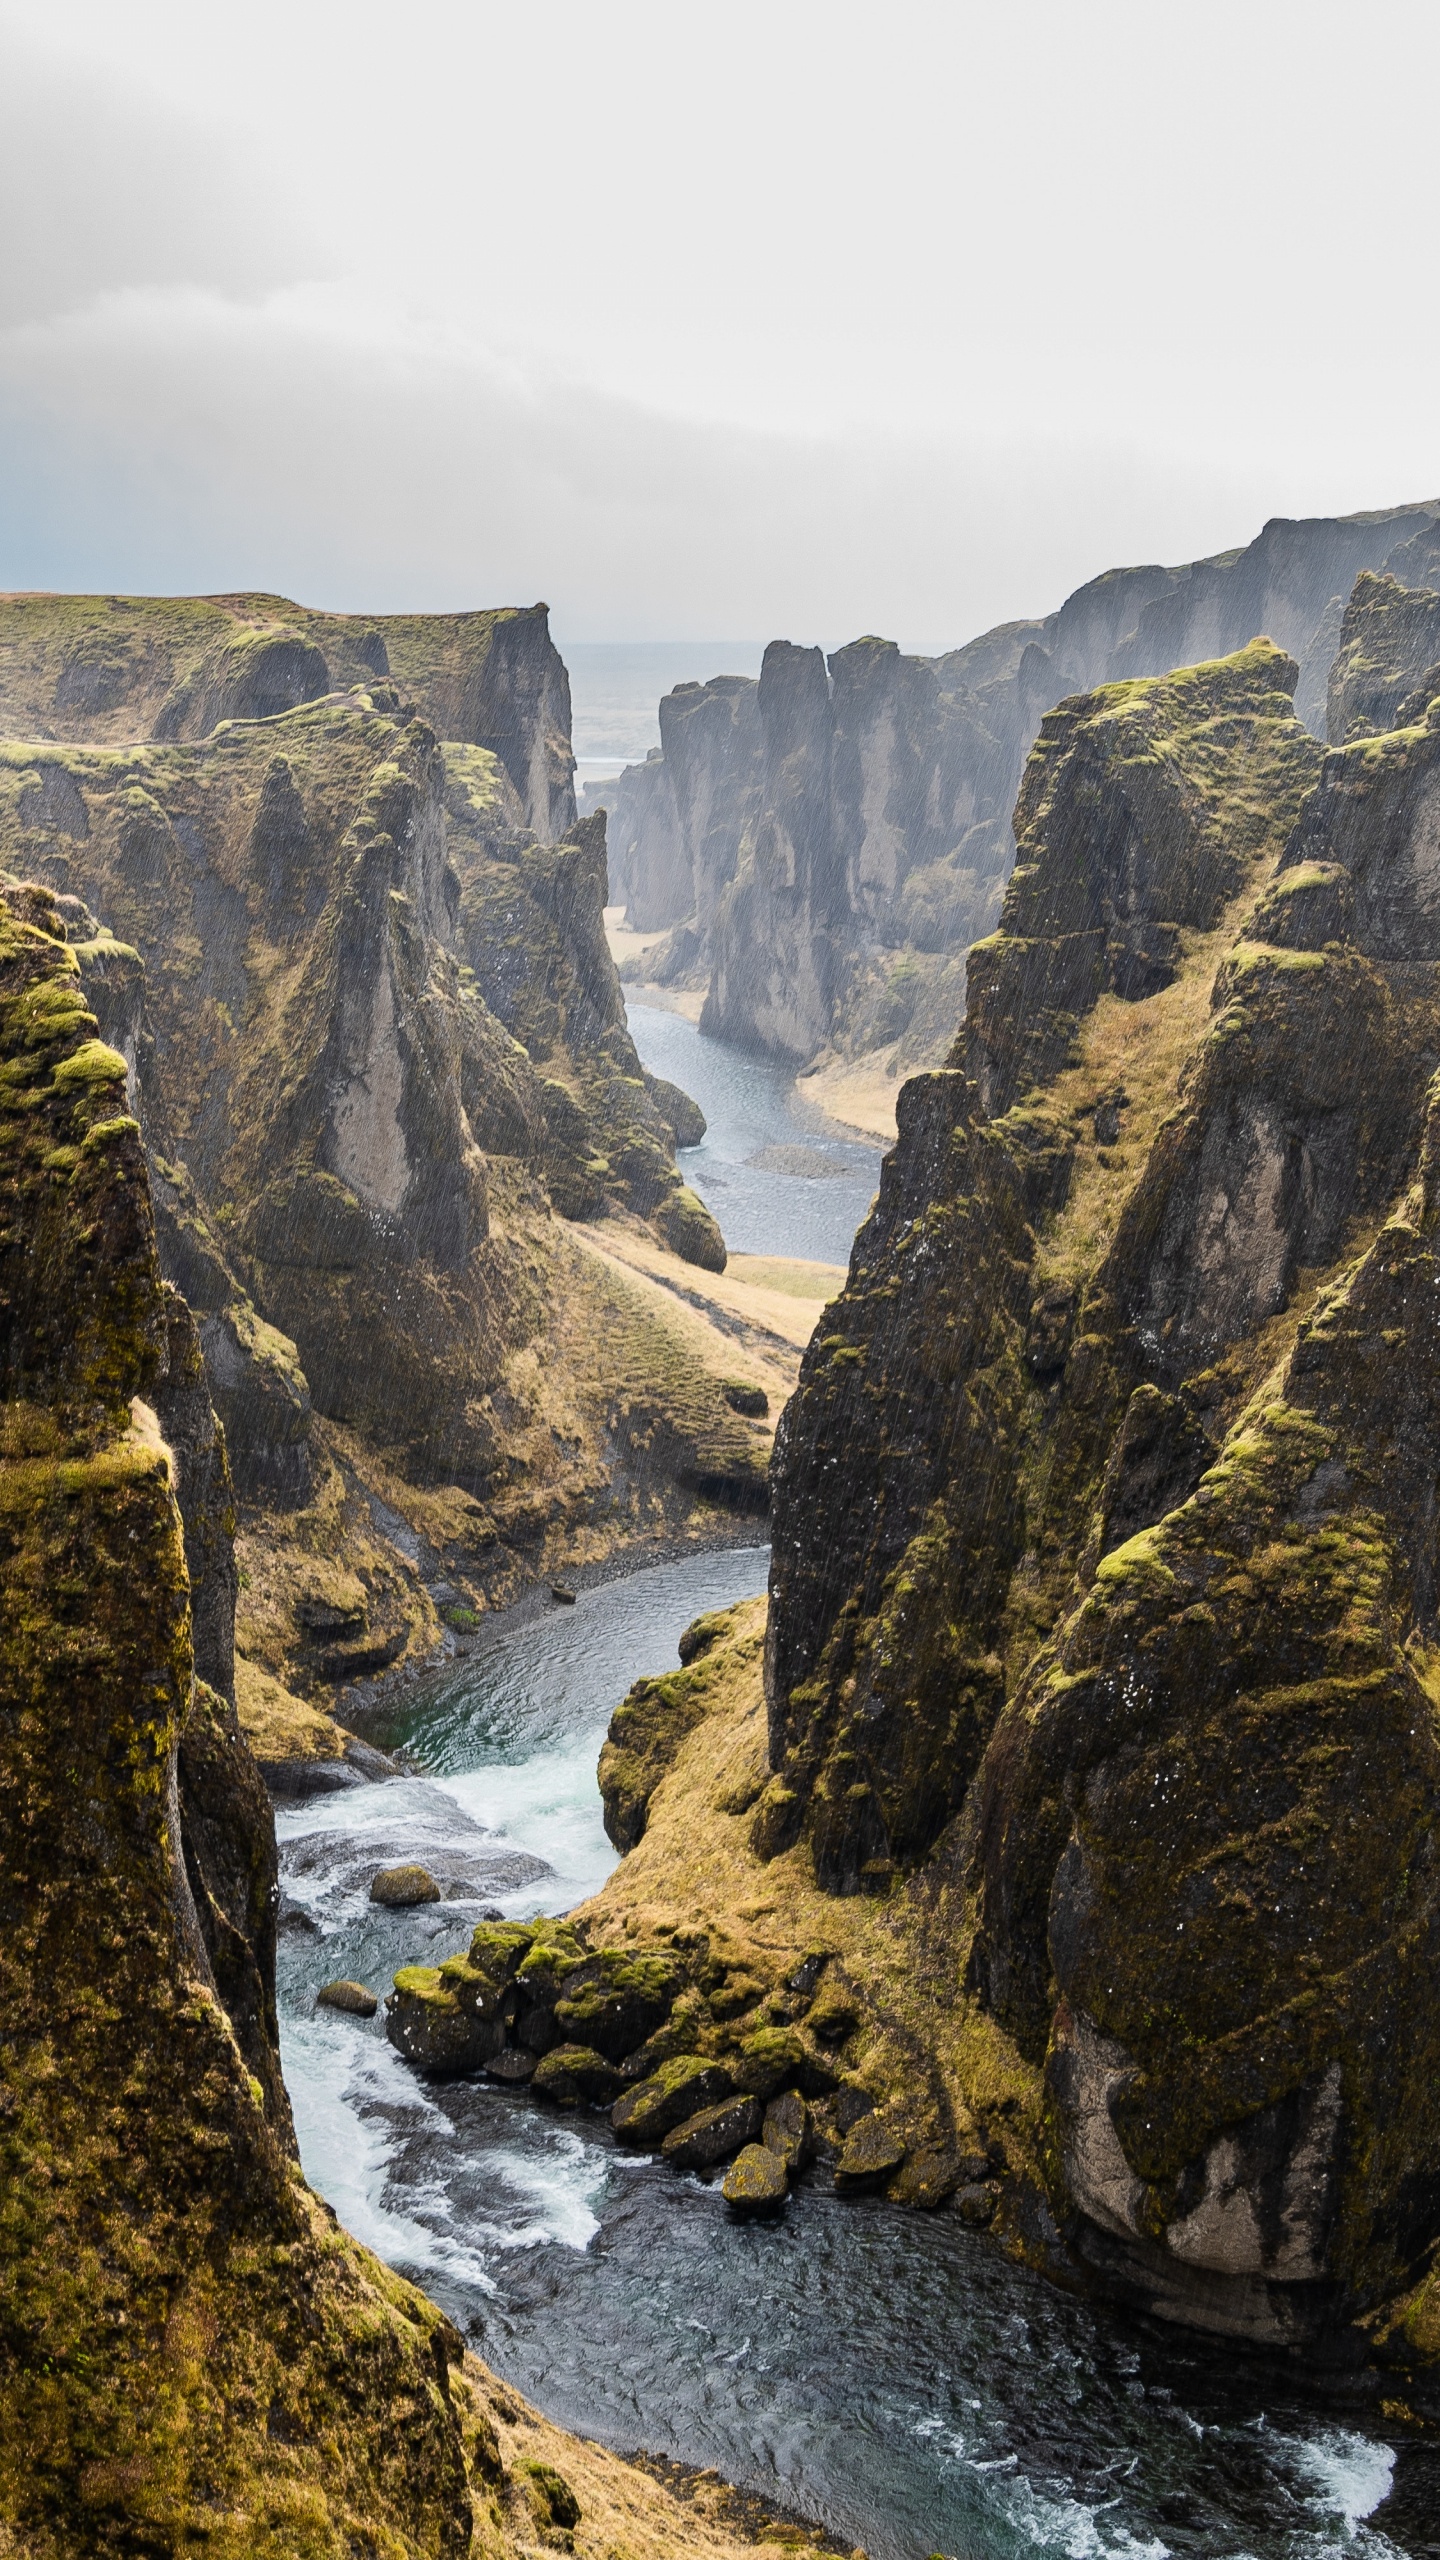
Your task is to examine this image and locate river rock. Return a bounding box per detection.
[889,2146,963,2210]
[532,2044,625,2106]
[440,1919,537,2022]
[612,2055,735,2146]
[835,2114,907,2189]
[721,2144,789,2213]
[552,1948,682,2060]
[761,2089,811,2173]
[384,1966,506,2075]
[730,2024,823,2101]
[483,2046,537,2084]
[661,2095,762,2170]
[369,1862,441,1907]
[956,2183,997,2227]
[316,1979,377,2018]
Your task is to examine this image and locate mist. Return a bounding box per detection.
[3,0,1439,650]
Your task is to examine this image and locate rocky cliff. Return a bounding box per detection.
[0,590,576,839]
[0,655,765,1722]
[728,630,1440,2349]
[0,887,832,2557]
[590,501,1439,1073]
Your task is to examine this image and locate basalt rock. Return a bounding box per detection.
[661,2094,762,2170]
[531,2044,625,2106]
[761,635,1440,2345]
[590,504,1438,1072]
[0,591,575,839]
[611,2055,736,2145]
[317,1979,379,2017]
[0,891,482,2546]
[721,2144,789,2212]
[447,792,724,1266]
[1327,571,1440,743]
[0,681,737,1537]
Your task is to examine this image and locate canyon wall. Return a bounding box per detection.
[0,652,767,1722]
[753,622,1440,2344]
[0,891,820,2557]
[591,501,1439,1067]
[0,590,576,839]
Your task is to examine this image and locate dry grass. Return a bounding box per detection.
[234,1658,347,1761]
[579,1600,1040,2184]
[1034,859,1285,1293]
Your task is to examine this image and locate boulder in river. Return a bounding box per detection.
[835,2114,907,2189]
[483,2046,537,2084]
[761,2088,811,2173]
[532,2044,626,2106]
[385,1965,507,2073]
[721,2144,789,2213]
[612,2055,735,2146]
[316,1978,378,2018]
[661,2095,761,2170]
[370,1861,442,1906]
[551,1948,683,2059]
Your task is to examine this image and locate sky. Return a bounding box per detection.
[1,0,1438,652]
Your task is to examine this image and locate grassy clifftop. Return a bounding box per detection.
[0,589,575,839]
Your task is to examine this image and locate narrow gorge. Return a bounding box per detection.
[8,516,1440,2558]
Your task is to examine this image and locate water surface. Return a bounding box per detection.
[626,1001,881,1264]
[276,1549,1432,2560]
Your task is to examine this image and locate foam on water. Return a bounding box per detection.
[276,1547,1426,2560]
[1286,2428,1400,2545]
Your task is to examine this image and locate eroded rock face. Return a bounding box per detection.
[0,690,731,1521]
[0,890,477,2544]
[592,504,1438,1069]
[446,795,725,1265]
[0,591,575,840]
[1327,571,1440,744]
[761,638,1440,2342]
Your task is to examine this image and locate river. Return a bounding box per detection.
[625,1001,882,1266]
[274,1548,1433,2559]
[273,1006,1435,2558]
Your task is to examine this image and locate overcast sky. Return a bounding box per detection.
[1,0,1437,650]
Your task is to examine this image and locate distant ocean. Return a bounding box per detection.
[559,640,764,795]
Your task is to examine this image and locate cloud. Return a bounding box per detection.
[3,0,1439,646]
[0,277,1278,646]
[0,26,326,330]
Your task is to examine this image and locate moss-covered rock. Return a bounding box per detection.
[1326,570,1440,742]
[660,2094,761,2169]
[0,894,484,2547]
[611,2055,735,2146]
[757,636,1440,2347]
[720,2143,789,2213]
[531,2044,625,2107]
[386,1965,506,2074]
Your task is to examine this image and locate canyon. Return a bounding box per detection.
[592,501,1440,1082]
[10,518,1440,2554]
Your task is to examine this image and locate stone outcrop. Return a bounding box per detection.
[0,678,745,1576]
[590,501,1439,1069]
[756,636,1440,2344]
[1326,569,1440,743]
[0,590,575,839]
[0,889,813,2557]
[0,886,475,2545]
